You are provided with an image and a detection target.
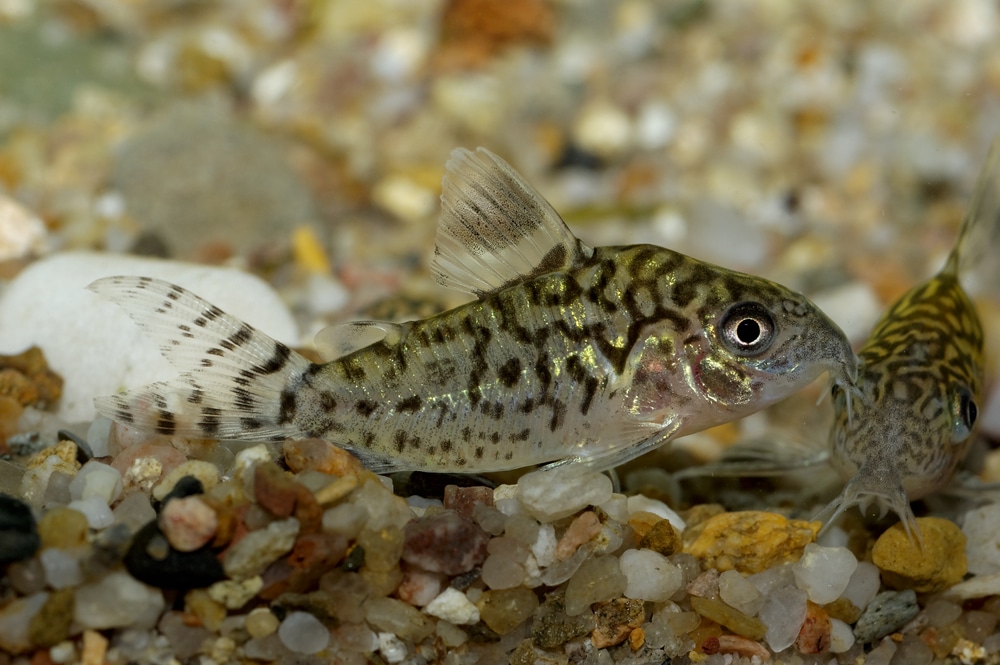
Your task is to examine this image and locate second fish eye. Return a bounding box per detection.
[720,302,776,355]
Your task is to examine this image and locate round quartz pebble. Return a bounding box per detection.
[839,560,880,611]
[792,543,858,604]
[68,461,122,504]
[517,467,612,521]
[277,611,329,655]
[758,585,808,652]
[39,548,83,589]
[719,569,764,616]
[829,617,855,653]
[620,549,683,602]
[246,608,279,639]
[67,497,114,529]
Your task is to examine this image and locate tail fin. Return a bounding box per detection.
[950,137,1000,289]
[90,276,311,441]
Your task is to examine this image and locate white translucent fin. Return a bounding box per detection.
[675,435,831,480]
[814,471,923,548]
[542,418,680,474]
[89,276,311,441]
[313,321,407,362]
[952,136,1000,292]
[432,147,594,297]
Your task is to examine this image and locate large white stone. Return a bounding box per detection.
[964,503,1000,575]
[0,252,300,423]
[73,570,165,630]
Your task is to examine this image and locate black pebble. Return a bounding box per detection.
[124,520,225,589]
[153,475,205,512]
[0,493,40,565]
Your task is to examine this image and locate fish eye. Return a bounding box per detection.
[960,389,978,430]
[720,302,776,356]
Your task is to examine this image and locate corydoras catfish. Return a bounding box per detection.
[91,147,857,474]
[818,141,1000,541]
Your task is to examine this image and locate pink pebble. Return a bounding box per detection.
[159,496,219,552]
[555,511,601,561]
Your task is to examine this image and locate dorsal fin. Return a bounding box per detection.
[313,321,407,361]
[431,147,594,297]
[949,138,1000,289]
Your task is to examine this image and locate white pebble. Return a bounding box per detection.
[839,561,880,611]
[865,636,897,665]
[74,571,164,630]
[322,503,368,539]
[719,569,764,616]
[759,586,808,652]
[424,588,480,625]
[85,417,113,458]
[793,543,857,604]
[625,494,685,531]
[964,503,1000,575]
[620,549,683,602]
[67,497,114,529]
[517,467,612,521]
[828,617,855,653]
[377,631,408,664]
[597,494,629,523]
[39,548,83,589]
[573,99,633,158]
[277,611,329,655]
[531,523,557,568]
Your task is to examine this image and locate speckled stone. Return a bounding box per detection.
[401,509,489,575]
[591,598,644,648]
[638,517,681,556]
[531,590,594,649]
[796,601,832,654]
[683,511,819,574]
[872,517,967,593]
[853,590,919,644]
[28,587,74,647]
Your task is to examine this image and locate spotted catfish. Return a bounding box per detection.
[91,147,857,474]
[818,141,1000,541]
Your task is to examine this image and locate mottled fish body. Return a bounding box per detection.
[820,142,999,539]
[93,148,857,474]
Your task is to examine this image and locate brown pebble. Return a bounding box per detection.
[260,532,349,599]
[627,511,662,540]
[825,597,861,624]
[28,587,74,647]
[591,598,644,648]
[435,0,554,70]
[717,635,771,661]
[0,368,37,405]
[283,438,366,477]
[0,395,22,447]
[402,510,490,575]
[443,485,494,520]
[795,601,831,654]
[254,462,299,518]
[555,511,601,560]
[629,627,645,651]
[37,507,89,549]
[639,518,681,556]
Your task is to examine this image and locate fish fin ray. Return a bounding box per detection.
[953,137,1000,294]
[432,147,593,297]
[89,276,311,440]
[313,321,407,361]
[542,418,680,473]
[675,435,830,480]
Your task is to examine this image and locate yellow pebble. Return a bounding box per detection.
[184,589,227,632]
[37,507,89,549]
[292,225,331,274]
[872,517,967,593]
[683,510,819,574]
[245,608,280,639]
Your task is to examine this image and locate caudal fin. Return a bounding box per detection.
[90,276,311,441]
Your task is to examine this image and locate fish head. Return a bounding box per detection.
[686,279,858,419]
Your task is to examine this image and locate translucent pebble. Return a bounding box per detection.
[828,617,855,653]
[840,560,880,611]
[865,636,897,665]
[620,549,683,602]
[792,543,858,604]
[719,569,764,616]
[322,503,368,539]
[42,472,73,507]
[67,497,114,529]
[243,633,291,661]
[758,586,808,652]
[598,494,629,523]
[984,632,1000,654]
[924,598,963,628]
[892,634,933,665]
[476,587,539,635]
[330,622,378,653]
[365,597,433,641]
[40,548,83,589]
[245,608,279,639]
[278,611,329,655]
[473,503,507,536]
[517,467,612,521]
[749,562,796,597]
[505,513,540,546]
[436,620,468,647]
[357,525,403,572]
[564,555,626,616]
[540,540,589,586]
[86,417,114,458]
[481,554,525,590]
[377,631,407,664]
[532,523,557,567]
[74,571,165,630]
[222,517,299,579]
[113,493,156,534]
[0,591,48,653]
[495,497,521,516]
[69,461,123,504]
[959,610,998,643]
